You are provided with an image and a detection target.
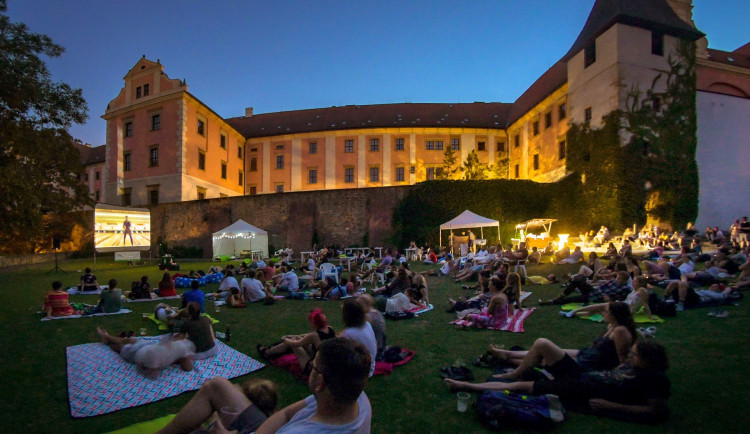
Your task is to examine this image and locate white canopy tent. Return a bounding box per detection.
[439,210,501,248]
[212,219,269,259]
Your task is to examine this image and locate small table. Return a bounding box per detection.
[250,250,263,262]
[300,251,314,263]
[373,247,383,258]
[405,248,417,261]
[338,256,356,272]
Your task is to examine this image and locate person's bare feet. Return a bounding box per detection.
[443,378,465,392]
[96,327,109,343]
[488,344,510,360]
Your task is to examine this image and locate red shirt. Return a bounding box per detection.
[158,280,177,297]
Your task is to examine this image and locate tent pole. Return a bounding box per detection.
[439,230,442,251]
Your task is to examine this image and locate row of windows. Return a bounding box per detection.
[124,114,161,138]
[120,186,159,206]
[196,151,244,185]
[584,31,663,70]
[509,141,566,179]
[135,84,150,99]
[81,171,101,182]
[123,147,160,170]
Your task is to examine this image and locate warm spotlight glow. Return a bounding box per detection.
[558,234,569,250]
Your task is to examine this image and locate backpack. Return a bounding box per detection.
[648,293,676,317]
[475,390,565,431]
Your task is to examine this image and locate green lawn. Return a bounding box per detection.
[1,257,748,433]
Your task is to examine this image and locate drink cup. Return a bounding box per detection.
[457,392,470,412]
[220,406,241,428]
[139,328,147,336]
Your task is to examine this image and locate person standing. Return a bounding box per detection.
[123,216,134,246]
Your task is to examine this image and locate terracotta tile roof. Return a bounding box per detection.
[562,0,704,61]
[83,145,106,166]
[705,44,750,70]
[225,102,513,138]
[506,59,568,127]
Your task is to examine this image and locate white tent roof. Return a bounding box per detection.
[440,210,499,230]
[212,219,267,238]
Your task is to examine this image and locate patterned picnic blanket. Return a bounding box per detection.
[560,303,664,323]
[406,304,434,315]
[66,338,264,417]
[41,308,132,321]
[450,308,536,332]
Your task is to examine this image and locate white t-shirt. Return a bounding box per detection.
[281,271,299,291]
[276,392,371,433]
[340,322,377,377]
[219,276,239,291]
[240,277,265,302]
[307,258,316,271]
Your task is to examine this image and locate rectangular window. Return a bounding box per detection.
[125,122,133,138]
[584,41,596,68]
[250,157,257,172]
[651,31,664,56]
[197,119,205,136]
[276,155,284,169]
[197,187,206,200]
[369,166,379,182]
[122,188,131,207]
[309,142,317,154]
[559,103,567,120]
[95,190,100,201]
[220,134,226,149]
[249,186,257,195]
[584,107,593,122]
[124,152,131,171]
[395,167,405,182]
[344,140,354,153]
[410,166,415,173]
[135,86,142,99]
[545,112,552,128]
[221,162,227,179]
[198,151,206,170]
[143,83,150,96]
[533,154,539,171]
[149,187,159,205]
[395,138,404,151]
[477,141,486,151]
[275,184,284,193]
[532,121,539,136]
[308,168,318,184]
[344,167,354,183]
[514,134,520,148]
[426,141,443,151]
[238,170,243,186]
[426,167,435,180]
[514,164,519,179]
[149,146,159,167]
[151,114,161,131]
[238,145,243,159]
[497,141,506,153]
[95,171,100,180]
[83,173,89,183]
[559,140,566,160]
[451,138,460,151]
[370,139,379,152]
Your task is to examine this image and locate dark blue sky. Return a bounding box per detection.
[7,0,749,146]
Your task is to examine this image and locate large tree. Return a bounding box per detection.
[0,0,91,254]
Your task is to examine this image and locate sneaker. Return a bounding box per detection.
[715,311,730,318]
[558,310,568,317]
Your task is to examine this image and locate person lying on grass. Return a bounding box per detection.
[96,327,195,379]
[490,302,637,380]
[561,276,653,321]
[445,340,670,424]
[257,308,336,375]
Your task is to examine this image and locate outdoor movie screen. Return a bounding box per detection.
[94,204,151,252]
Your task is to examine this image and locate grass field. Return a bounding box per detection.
[1,257,748,433]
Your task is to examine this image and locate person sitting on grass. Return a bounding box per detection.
[129,275,152,300]
[44,281,82,318]
[323,277,349,299]
[503,272,523,314]
[463,276,509,329]
[372,268,409,297]
[340,299,377,377]
[255,338,372,433]
[275,266,300,293]
[157,377,278,434]
[181,279,205,313]
[359,294,386,360]
[156,272,177,297]
[489,302,636,381]
[358,249,393,280]
[406,273,430,307]
[227,288,246,308]
[99,279,123,313]
[78,267,101,292]
[241,270,276,304]
[561,276,653,321]
[555,245,584,264]
[445,340,670,424]
[96,327,195,379]
[257,308,336,375]
[179,302,218,361]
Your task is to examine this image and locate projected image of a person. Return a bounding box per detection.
[123,216,134,246]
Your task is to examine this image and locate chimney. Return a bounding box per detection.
[245,107,254,117]
[666,0,708,58]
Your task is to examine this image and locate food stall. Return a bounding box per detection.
[512,219,557,250]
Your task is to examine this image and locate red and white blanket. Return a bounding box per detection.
[450,308,535,333]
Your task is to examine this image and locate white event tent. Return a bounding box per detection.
[212,219,268,259]
[439,210,500,247]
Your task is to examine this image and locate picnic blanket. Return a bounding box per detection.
[406,304,434,315]
[66,338,264,418]
[145,313,219,331]
[67,285,109,295]
[450,308,536,332]
[125,295,181,303]
[41,308,132,321]
[105,414,175,433]
[560,303,664,323]
[270,348,416,380]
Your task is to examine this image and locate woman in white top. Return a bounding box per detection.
[561,276,652,321]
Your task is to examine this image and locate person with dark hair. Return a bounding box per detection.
[463,276,509,329]
[78,267,101,292]
[44,281,81,318]
[257,308,336,374]
[178,302,217,360]
[256,338,372,433]
[100,278,122,313]
[181,279,205,312]
[540,271,631,306]
[129,275,152,300]
[157,377,278,434]
[241,270,275,303]
[489,302,636,380]
[446,340,670,423]
[359,294,386,359]
[340,299,377,377]
[96,327,194,379]
[156,272,177,297]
